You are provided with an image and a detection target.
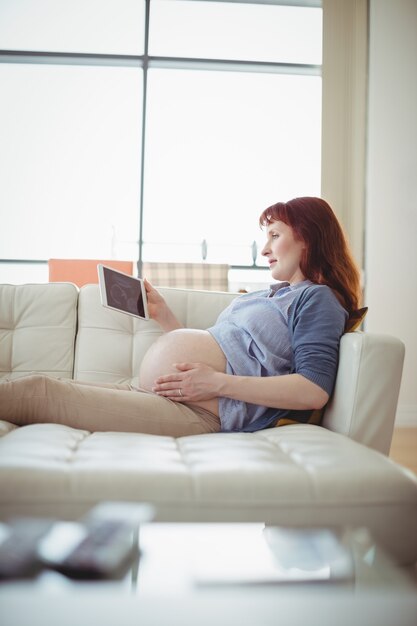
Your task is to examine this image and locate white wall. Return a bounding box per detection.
[366,0,417,425]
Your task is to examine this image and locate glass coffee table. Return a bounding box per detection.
[1,519,416,626]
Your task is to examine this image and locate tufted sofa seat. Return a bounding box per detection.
[0,282,416,565]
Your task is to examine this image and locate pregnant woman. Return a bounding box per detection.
[0,197,361,436]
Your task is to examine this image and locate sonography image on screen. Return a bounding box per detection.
[103,267,145,317]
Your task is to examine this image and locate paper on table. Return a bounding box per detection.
[192,526,354,586]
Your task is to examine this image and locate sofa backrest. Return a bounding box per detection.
[73,285,237,385]
[0,283,78,381]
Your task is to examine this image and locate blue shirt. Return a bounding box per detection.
[207,280,348,432]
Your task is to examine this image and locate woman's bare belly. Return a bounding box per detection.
[138,329,227,416]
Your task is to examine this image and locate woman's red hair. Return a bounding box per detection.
[259,197,362,313]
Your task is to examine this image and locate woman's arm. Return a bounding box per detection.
[144,279,183,331]
[153,363,329,411]
[218,370,329,410]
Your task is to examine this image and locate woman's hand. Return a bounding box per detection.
[154,366,329,410]
[152,362,223,402]
[143,278,183,331]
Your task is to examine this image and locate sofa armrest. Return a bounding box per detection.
[323,332,405,454]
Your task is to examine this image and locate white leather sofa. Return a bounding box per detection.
[0,282,416,565]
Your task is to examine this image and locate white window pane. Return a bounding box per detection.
[0,262,48,285]
[149,1,322,64]
[143,69,321,265]
[228,267,272,293]
[0,64,142,261]
[0,0,145,55]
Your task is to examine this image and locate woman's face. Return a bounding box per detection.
[261,220,306,284]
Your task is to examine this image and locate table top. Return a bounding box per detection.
[1,522,416,626]
[135,523,415,595]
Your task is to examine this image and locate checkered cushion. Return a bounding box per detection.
[142,262,229,291]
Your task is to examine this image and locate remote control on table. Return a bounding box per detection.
[38,518,139,579]
[37,503,154,579]
[0,518,55,580]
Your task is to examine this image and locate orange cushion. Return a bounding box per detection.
[48,259,134,288]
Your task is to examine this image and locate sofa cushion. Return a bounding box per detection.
[74,285,237,385]
[0,283,78,380]
[0,422,415,565]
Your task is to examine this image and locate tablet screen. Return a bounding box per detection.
[100,266,148,319]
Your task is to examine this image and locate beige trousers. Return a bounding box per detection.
[0,374,221,436]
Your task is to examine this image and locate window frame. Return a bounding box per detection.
[0,0,367,278]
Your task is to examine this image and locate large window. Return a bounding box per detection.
[144,68,321,265]
[0,0,323,287]
[0,63,142,260]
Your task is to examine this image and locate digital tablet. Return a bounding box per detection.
[97,264,150,320]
